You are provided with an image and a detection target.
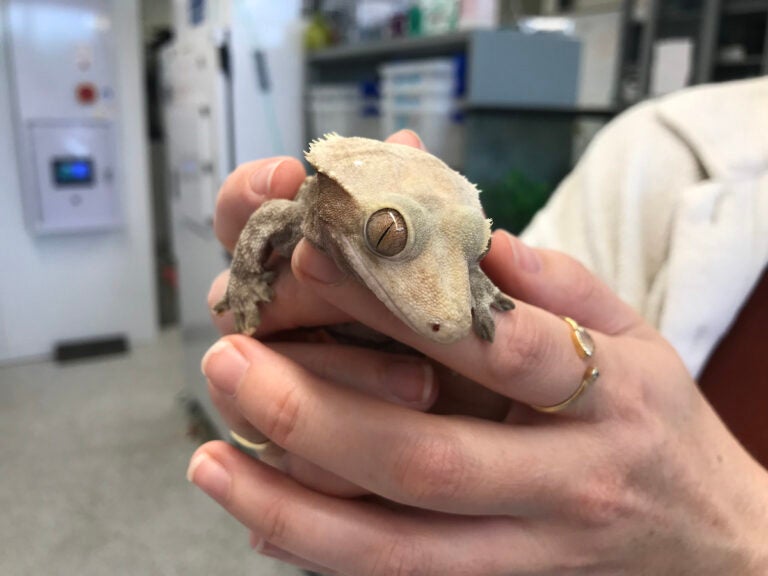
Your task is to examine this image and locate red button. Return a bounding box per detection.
[76,83,97,104]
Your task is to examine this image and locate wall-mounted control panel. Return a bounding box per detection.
[5,0,121,234]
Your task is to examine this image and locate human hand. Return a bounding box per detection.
[193,223,768,574]
[206,130,457,497]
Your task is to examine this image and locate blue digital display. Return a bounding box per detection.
[53,158,94,187]
[189,0,205,26]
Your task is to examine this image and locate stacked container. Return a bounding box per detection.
[307,83,380,141]
[307,84,360,139]
[379,57,460,165]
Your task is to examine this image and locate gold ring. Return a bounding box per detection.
[530,317,599,413]
[230,430,273,455]
[562,316,595,359]
[531,366,600,413]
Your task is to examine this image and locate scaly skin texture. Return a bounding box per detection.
[214,134,514,342]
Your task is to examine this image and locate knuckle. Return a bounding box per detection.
[390,432,467,504]
[260,496,292,545]
[369,536,432,576]
[260,382,302,448]
[218,163,249,203]
[567,465,634,527]
[568,260,599,305]
[489,311,548,383]
[606,341,673,423]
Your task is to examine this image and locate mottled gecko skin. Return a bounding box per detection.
[214,134,514,343]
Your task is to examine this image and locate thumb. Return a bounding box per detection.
[483,231,648,337]
[385,129,426,150]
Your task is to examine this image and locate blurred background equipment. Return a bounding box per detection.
[303,0,768,234]
[305,23,582,234]
[160,0,304,438]
[0,0,156,362]
[5,0,122,235]
[379,57,459,162]
[615,0,768,106]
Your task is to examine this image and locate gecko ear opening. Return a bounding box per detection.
[365,208,408,257]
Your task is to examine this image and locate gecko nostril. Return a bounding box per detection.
[431,323,441,332]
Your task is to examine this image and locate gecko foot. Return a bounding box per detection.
[469,266,515,342]
[214,271,276,335]
[471,307,495,342]
[492,292,515,311]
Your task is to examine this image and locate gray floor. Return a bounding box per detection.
[0,330,302,576]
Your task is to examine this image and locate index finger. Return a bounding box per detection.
[214,157,307,252]
[292,240,626,415]
[213,131,425,253]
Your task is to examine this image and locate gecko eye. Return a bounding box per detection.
[365,208,407,257]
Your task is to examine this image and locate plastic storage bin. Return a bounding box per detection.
[308,84,359,139]
[381,101,453,154]
[308,84,380,140]
[379,58,456,95]
[379,58,461,165]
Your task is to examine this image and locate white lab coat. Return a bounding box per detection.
[521,77,768,377]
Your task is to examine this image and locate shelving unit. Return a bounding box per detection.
[617,0,768,108]
[304,30,590,232]
[306,30,581,108]
[307,31,471,65]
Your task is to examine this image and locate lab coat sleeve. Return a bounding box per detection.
[520,100,705,329]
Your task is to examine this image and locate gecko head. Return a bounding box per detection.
[306,135,492,344]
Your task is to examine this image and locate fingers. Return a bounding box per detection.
[385,129,426,150]
[214,156,307,252]
[482,231,649,337]
[214,130,421,254]
[207,262,353,337]
[207,342,436,419]
[206,342,437,497]
[208,269,236,334]
[251,535,336,575]
[292,240,618,413]
[210,130,426,335]
[188,441,551,576]
[202,336,593,516]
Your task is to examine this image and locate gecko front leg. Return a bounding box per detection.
[469,264,515,342]
[213,178,314,335]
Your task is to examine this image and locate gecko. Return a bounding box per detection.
[213,134,514,344]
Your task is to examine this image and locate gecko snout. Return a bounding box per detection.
[420,317,470,344]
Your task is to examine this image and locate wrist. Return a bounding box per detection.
[740,462,768,575]
[707,421,768,574]
[679,400,768,575]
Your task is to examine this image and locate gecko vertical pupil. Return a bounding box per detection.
[365,209,407,257]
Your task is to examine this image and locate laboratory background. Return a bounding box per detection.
[0,0,766,574]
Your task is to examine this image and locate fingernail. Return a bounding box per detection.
[386,361,434,404]
[506,233,541,273]
[187,452,231,503]
[251,535,265,552]
[396,129,426,150]
[201,340,249,396]
[296,246,345,285]
[249,159,286,199]
[249,531,264,550]
[254,539,289,560]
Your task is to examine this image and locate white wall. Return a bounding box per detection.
[0,0,157,362]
